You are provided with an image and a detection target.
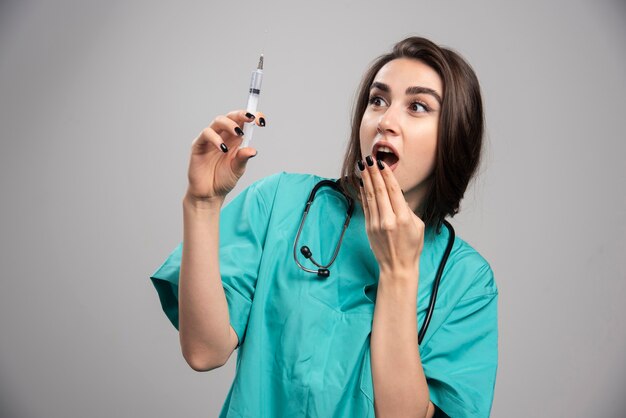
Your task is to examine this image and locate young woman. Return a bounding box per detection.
[150,36,498,418]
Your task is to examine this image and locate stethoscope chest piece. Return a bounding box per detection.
[293,179,354,279]
[299,245,331,278]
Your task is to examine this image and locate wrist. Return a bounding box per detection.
[183,192,225,211]
[378,268,419,290]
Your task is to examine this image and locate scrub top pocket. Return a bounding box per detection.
[300,295,376,417]
[305,235,379,316]
[307,275,376,316]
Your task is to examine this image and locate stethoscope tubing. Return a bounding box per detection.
[293,180,354,276]
[418,219,454,345]
[293,179,455,344]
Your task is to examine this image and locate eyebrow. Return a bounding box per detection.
[370,81,442,105]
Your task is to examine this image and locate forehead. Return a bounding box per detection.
[372,58,443,95]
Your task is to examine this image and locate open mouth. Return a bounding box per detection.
[374,146,400,170]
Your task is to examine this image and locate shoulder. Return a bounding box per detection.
[249,171,329,189]
[446,233,498,300]
[248,171,331,201]
[227,172,332,215]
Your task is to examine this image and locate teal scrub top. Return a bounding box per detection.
[150,172,498,418]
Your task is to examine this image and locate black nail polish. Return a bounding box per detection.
[220,143,228,153]
[359,178,363,187]
[235,127,244,136]
[377,159,384,170]
[366,155,374,166]
[357,160,365,171]
[245,112,255,120]
[259,117,266,127]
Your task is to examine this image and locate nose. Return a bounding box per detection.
[376,105,400,136]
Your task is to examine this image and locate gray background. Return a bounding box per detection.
[1,0,624,417]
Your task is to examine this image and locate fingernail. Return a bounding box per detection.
[359,178,363,187]
[377,159,384,170]
[245,112,255,120]
[259,117,266,127]
[357,160,365,171]
[249,151,258,159]
[220,143,228,153]
[235,127,244,136]
[365,155,374,166]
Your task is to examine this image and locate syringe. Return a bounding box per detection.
[239,54,264,149]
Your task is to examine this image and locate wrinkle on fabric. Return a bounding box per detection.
[150,172,498,418]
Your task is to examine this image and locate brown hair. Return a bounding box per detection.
[339,36,484,233]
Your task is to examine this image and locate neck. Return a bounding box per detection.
[403,181,430,216]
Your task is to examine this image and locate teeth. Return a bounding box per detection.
[376,146,394,154]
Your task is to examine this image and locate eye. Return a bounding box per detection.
[368,95,387,107]
[410,101,429,113]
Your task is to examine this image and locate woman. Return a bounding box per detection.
[150,36,498,418]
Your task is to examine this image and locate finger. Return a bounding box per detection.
[225,109,257,127]
[360,156,379,228]
[254,111,266,127]
[365,154,395,228]
[410,211,426,254]
[231,146,258,177]
[411,211,425,233]
[376,158,411,219]
[195,126,230,153]
[211,114,246,138]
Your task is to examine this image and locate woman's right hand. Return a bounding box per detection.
[186,110,265,203]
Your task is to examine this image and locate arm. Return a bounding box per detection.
[371,272,435,418]
[178,194,236,371]
[175,109,260,371]
[357,157,437,417]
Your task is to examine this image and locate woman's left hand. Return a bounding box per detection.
[358,155,425,284]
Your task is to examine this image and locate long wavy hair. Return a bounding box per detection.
[339,36,485,233]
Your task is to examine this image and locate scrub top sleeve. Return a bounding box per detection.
[150,241,183,330]
[149,172,284,346]
[422,267,499,418]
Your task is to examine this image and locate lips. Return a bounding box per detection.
[372,141,400,171]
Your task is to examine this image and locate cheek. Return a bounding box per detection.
[419,122,438,151]
[423,127,439,172]
[406,124,438,170]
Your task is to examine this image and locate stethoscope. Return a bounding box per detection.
[293,178,456,344]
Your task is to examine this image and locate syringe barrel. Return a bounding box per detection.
[248,69,263,94]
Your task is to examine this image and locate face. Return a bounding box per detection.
[359,57,443,211]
